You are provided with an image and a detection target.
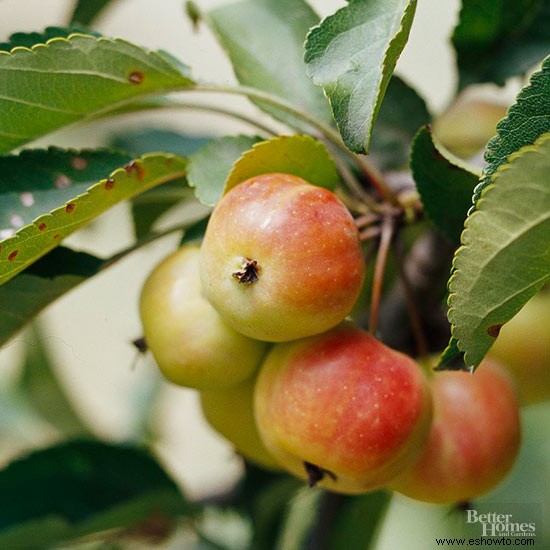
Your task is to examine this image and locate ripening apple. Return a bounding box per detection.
[388,358,521,504]
[488,291,550,405]
[200,376,281,470]
[199,173,365,342]
[254,323,433,494]
[139,244,267,390]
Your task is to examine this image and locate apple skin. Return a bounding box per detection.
[488,292,550,405]
[139,244,267,390]
[199,173,365,342]
[388,358,521,504]
[253,323,433,494]
[200,376,281,470]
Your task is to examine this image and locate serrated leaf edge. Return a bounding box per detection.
[447,132,550,366]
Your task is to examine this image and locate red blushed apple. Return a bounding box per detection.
[199,173,365,343]
[139,244,267,390]
[254,323,433,494]
[388,358,521,504]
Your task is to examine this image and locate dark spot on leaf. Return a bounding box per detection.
[487,324,502,338]
[232,258,259,284]
[38,222,47,231]
[303,462,337,488]
[71,156,88,170]
[124,160,146,181]
[55,174,72,189]
[53,233,61,239]
[104,178,115,190]
[433,148,445,162]
[129,71,144,84]
[65,203,76,213]
[8,250,19,261]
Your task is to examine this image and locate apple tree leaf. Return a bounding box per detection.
[447,133,550,369]
[0,440,188,549]
[225,135,339,194]
[452,0,550,90]
[0,247,103,347]
[188,135,263,206]
[475,56,550,202]
[0,26,100,52]
[304,0,417,153]
[370,76,431,171]
[70,0,121,26]
[0,34,194,153]
[411,126,480,244]
[0,148,132,234]
[205,0,333,128]
[0,153,188,286]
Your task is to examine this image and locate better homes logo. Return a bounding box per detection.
[466,509,537,538]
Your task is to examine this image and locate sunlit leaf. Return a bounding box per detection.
[305,0,417,153]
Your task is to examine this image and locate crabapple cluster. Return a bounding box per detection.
[139,173,521,502]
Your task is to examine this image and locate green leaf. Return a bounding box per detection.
[225,134,339,194]
[305,0,418,153]
[70,0,121,26]
[0,247,103,346]
[0,153,187,286]
[370,76,431,171]
[452,0,550,90]
[206,0,333,128]
[476,56,550,201]
[188,135,262,206]
[0,26,100,52]
[0,148,132,233]
[0,440,188,548]
[18,323,91,436]
[448,133,550,368]
[0,34,194,153]
[325,491,390,550]
[411,126,480,244]
[111,129,211,238]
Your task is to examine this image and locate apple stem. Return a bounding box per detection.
[369,216,395,335]
[304,462,337,488]
[393,239,430,359]
[232,258,259,284]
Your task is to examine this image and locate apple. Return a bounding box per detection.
[199,173,365,342]
[139,244,267,390]
[200,376,281,470]
[388,358,521,504]
[488,292,550,405]
[253,323,433,494]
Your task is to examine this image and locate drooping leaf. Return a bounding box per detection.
[225,135,339,193]
[0,148,132,234]
[448,133,550,369]
[0,247,103,346]
[0,26,99,52]
[452,0,550,90]
[0,153,188,286]
[206,0,333,128]
[0,34,194,153]
[325,491,391,550]
[305,0,418,153]
[70,0,121,26]
[370,76,431,171]
[476,56,550,201]
[0,440,189,549]
[411,126,480,244]
[188,135,262,206]
[18,323,91,436]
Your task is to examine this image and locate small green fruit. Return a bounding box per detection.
[139,244,267,390]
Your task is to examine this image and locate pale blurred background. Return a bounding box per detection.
[3,1,544,548]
